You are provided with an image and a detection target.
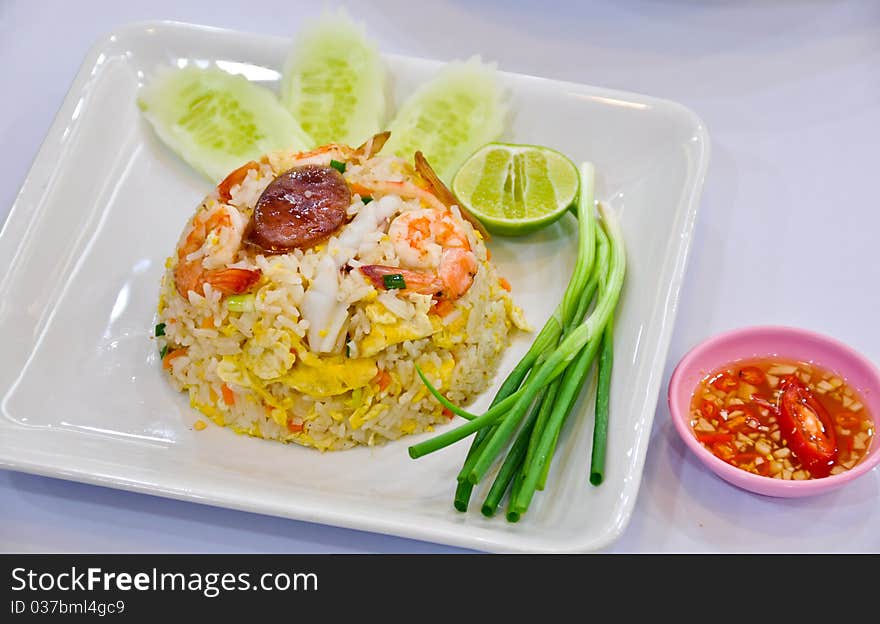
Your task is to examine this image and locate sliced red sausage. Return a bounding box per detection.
[246,165,350,252]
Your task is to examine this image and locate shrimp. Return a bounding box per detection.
[413,150,490,240]
[266,131,392,172]
[173,202,261,298]
[359,208,478,300]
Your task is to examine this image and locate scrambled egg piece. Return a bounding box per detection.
[349,403,388,430]
[278,354,377,398]
[360,303,437,357]
[430,310,469,349]
[242,323,296,380]
[414,357,456,401]
[504,298,532,332]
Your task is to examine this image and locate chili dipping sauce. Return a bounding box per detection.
[690,358,874,479]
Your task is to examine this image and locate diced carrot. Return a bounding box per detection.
[498,277,512,292]
[486,248,492,261]
[217,160,259,201]
[162,348,187,370]
[442,407,454,420]
[710,373,738,392]
[374,369,392,391]
[349,182,373,196]
[287,420,304,433]
[433,299,456,317]
[200,316,214,329]
[221,384,235,406]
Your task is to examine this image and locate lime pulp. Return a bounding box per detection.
[451,143,579,236]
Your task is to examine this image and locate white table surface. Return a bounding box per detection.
[2,0,878,554]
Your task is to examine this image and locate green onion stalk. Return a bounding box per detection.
[409,162,627,521]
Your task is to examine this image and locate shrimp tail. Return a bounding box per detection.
[356,131,391,160]
[414,150,490,240]
[204,268,262,294]
[359,265,444,297]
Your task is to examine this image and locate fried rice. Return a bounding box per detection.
[156,144,528,450]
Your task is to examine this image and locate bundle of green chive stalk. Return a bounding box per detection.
[409,162,627,521]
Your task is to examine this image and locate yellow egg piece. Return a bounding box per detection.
[279,354,377,397]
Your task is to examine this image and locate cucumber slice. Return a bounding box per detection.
[281,10,386,147]
[138,66,313,182]
[385,58,507,183]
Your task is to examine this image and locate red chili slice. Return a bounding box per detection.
[777,377,838,477]
[710,372,738,392]
[696,432,735,445]
[711,441,736,461]
[733,452,763,465]
[755,459,773,476]
[738,366,766,386]
[700,400,719,420]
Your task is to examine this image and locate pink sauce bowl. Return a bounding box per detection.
[668,326,880,497]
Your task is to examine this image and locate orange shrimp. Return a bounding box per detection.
[359,208,478,300]
[279,131,391,169]
[216,160,260,201]
[174,202,261,298]
[360,265,444,296]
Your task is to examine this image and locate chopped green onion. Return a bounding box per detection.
[350,387,363,409]
[330,159,346,174]
[382,273,406,290]
[159,345,168,359]
[361,195,373,205]
[155,323,166,337]
[225,294,255,313]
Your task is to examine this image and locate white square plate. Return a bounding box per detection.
[0,21,709,552]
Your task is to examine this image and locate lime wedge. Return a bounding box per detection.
[452,143,579,236]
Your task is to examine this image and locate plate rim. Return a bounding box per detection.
[0,19,711,553]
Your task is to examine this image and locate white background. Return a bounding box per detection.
[1,0,878,553]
